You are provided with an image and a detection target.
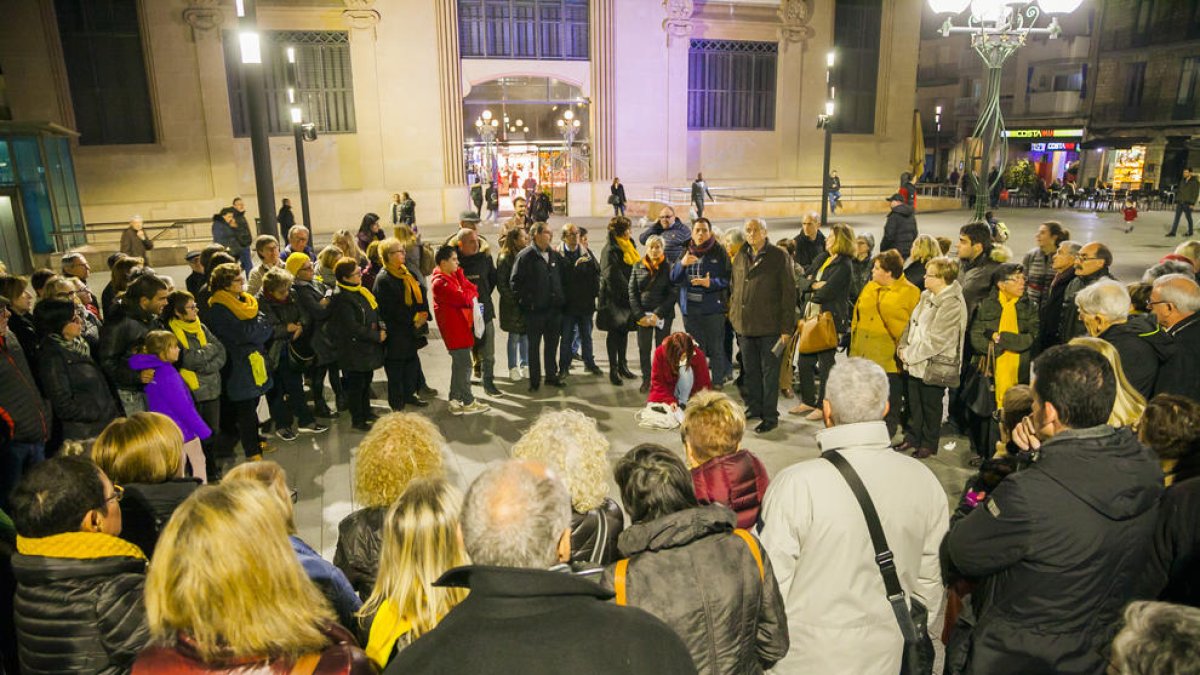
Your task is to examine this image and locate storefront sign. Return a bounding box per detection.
[1002,128,1085,139]
[1031,142,1078,151]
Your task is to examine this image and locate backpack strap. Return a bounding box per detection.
[614,558,629,606]
[732,528,765,581]
[290,653,321,675]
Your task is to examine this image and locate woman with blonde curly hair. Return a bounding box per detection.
[134,480,373,673]
[358,477,467,668]
[334,412,445,598]
[1068,336,1146,428]
[91,412,200,558]
[510,409,623,565]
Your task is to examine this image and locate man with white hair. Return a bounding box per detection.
[758,358,948,674]
[281,224,313,259]
[1152,274,1200,401]
[1076,279,1171,398]
[118,215,153,260]
[385,459,695,675]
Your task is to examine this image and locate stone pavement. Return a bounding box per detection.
[86,205,1186,556]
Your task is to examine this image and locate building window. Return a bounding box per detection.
[687,40,778,130]
[1176,57,1200,119]
[223,31,356,137]
[459,0,588,60]
[1135,0,1155,34]
[54,0,155,145]
[1124,62,1147,109]
[834,0,883,135]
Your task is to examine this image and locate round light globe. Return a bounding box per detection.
[926,0,969,13]
[1037,0,1083,14]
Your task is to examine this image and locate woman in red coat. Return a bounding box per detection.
[430,245,489,415]
[647,332,711,407]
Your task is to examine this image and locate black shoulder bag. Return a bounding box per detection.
[824,450,934,675]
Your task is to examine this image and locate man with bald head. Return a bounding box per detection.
[384,459,695,675]
[1152,274,1200,402]
[454,227,500,396]
[1059,241,1115,342]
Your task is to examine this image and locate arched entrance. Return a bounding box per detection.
[463,76,590,215]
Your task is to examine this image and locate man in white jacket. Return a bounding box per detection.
[758,357,949,674]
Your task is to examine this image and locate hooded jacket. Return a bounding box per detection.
[692,450,770,530]
[945,425,1163,675]
[37,337,117,441]
[600,505,789,675]
[880,203,918,259]
[128,353,211,443]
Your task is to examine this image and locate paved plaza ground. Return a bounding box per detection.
[96,204,1188,556]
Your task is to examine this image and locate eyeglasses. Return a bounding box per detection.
[106,484,124,504]
[659,214,673,220]
[1076,255,1102,262]
[1147,300,1172,308]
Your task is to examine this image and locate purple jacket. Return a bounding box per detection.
[128,353,212,442]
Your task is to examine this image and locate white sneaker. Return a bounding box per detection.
[510,367,523,381]
[520,366,530,378]
[460,400,490,415]
[449,400,466,415]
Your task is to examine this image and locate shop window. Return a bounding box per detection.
[687,40,778,130]
[834,0,883,135]
[1176,57,1200,119]
[223,31,356,137]
[54,0,155,145]
[459,0,588,61]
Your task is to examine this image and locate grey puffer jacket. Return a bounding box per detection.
[172,321,226,403]
[600,504,789,675]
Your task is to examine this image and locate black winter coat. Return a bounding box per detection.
[806,252,853,333]
[880,203,918,259]
[598,241,634,331]
[1156,313,1200,402]
[559,245,601,316]
[334,506,385,600]
[1036,269,1075,353]
[1060,269,1116,343]
[385,565,697,675]
[37,338,120,441]
[459,249,497,322]
[119,480,201,560]
[373,272,429,361]
[98,300,162,391]
[258,292,311,372]
[791,230,825,269]
[9,312,38,364]
[1100,320,1172,400]
[600,505,789,675]
[328,288,385,373]
[946,426,1162,675]
[0,330,51,444]
[629,261,676,321]
[968,293,1039,382]
[904,260,927,291]
[205,301,273,402]
[12,549,150,675]
[510,245,565,314]
[1138,476,1200,607]
[571,498,624,566]
[293,280,337,365]
[496,254,526,334]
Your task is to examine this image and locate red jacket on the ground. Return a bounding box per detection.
[431,267,479,351]
[691,449,770,530]
[647,343,711,406]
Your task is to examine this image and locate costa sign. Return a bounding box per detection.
[1002,128,1085,139]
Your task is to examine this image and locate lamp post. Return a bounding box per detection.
[556,109,581,182]
[927,0,1083,221]
[934,104,943,182]
[235,0,278,238]
[474,110,499,182]
[284,46,312,232]
[817,49,836,227]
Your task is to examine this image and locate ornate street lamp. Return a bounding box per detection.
[927,0,1083,221]
[817,50,836,227]
[474,109,499,181]
[284,46,314,231]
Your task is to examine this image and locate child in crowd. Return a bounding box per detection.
[1123,197,1139,233]
[129,330,211,481]
[954,384,1036,522]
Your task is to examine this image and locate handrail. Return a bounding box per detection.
[51,217,215,253]
[650,184,900,203]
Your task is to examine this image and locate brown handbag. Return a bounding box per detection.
[798,310,839,354]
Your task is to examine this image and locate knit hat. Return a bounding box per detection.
[285,252,311,276]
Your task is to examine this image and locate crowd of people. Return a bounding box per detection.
[3,192,1200,674]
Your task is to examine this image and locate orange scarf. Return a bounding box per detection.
[642,255,663,277]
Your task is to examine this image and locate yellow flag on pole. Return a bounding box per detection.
[910,109,926,180]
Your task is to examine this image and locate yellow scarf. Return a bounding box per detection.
[365,600,414,669]
[617,236,640,266]
[338,282,378,310]
[18,531,146,561]
[994,292,1022,407]
[169,318,207,391]
[384,262,423,306]
[209,289,259,320]
[817,253,835,277]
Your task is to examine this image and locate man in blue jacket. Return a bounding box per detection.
[670,218,732,384]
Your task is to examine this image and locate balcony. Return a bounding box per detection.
[1026,91,1083,116]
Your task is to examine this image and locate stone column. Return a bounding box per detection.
[435,0,466,186]
[343,1,386,201]
[589,0,615,182]
[663,0,693,184]
[183,0,236,202]
[776,0,815,181]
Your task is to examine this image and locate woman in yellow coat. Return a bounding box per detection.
[850,249,920,437]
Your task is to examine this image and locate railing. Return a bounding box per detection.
[650,184,900,204]
[51,217,214,253]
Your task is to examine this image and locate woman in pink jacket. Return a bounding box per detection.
[430,245,489,415]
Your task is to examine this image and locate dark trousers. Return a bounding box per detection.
[693,199,705,218]
[1170,203,1195,235]
[739,335,783,424]
[307,362,342,409]
[342,369,374,425]
[637,318,673,383]
[685,312,728,382]
[886,372,907,439]
[384,357,420,410]
[797,348,836,407]
[195,398,221,475]
[228,396,261,458]
[906,378,945,451]
[560,313,596,371]
[526,310,562,385]
[606,329,630,371]
[267,363,313,429]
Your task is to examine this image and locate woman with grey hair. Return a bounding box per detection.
[1076,279,1169,398]
[511,409,623,565]
[1108,601,1200,675]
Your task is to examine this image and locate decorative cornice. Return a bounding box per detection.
[343,0,380,32]
[183,0,223,40]
[662,0,694,45]
[778,0,815,48]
